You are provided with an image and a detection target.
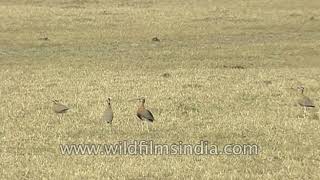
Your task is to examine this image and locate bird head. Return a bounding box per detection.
[297,86,305,94]
[52,100,59,104]
[107,97,112,104]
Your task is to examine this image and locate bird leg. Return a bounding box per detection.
[137,120,141,129]
[316,110,320,120]
[110,123,113,133]
[303,107,307,118]
[146,121,152,132]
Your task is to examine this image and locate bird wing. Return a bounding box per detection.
[54,104,69,113]
[137,109,154,122]
[298,97,315,107]
[143,109,155,122]
[137,113,143,120]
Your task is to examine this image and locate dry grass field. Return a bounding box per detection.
[1,0,320,179]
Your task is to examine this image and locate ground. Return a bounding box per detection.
[1,0,320,179]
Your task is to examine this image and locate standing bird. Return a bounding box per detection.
[297,86,315,117]
[52,100,69,119]
[102,97,114,132]
[130,97,155,132]
[152,37,160,42]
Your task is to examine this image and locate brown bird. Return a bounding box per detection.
[130,97,154,132]
[53,100,69,113]
[297,86,315,117]
[102,97,114,131]
[52,100,69,119]
[152,37,160,42]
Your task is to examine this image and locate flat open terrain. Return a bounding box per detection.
[1,0,320,179]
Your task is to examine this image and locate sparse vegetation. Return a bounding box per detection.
[1,0,320,179]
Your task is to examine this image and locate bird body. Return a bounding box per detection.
[297,95,315,108]
[52,100,69,114]
[102,97,114,133]
[137,106,154,123]
[152,37,160,42]
[135,97,154,132]
[296,87,316,118]
[137,98,154,123]
[297,87,315,108]
[103,98,113,124]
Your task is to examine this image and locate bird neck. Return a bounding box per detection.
[140,102,145,108]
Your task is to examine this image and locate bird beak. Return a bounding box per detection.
[128,97,142,102]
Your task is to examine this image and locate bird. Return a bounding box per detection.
[296,86,315,117]
[38,37,49,41]
[161,72,171,78]
[52,100,69,113]
[152,37,160,42]
[52,100,69,119]
[102,97,114,131]
[38,31,49,41]
[130,97,155,132]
